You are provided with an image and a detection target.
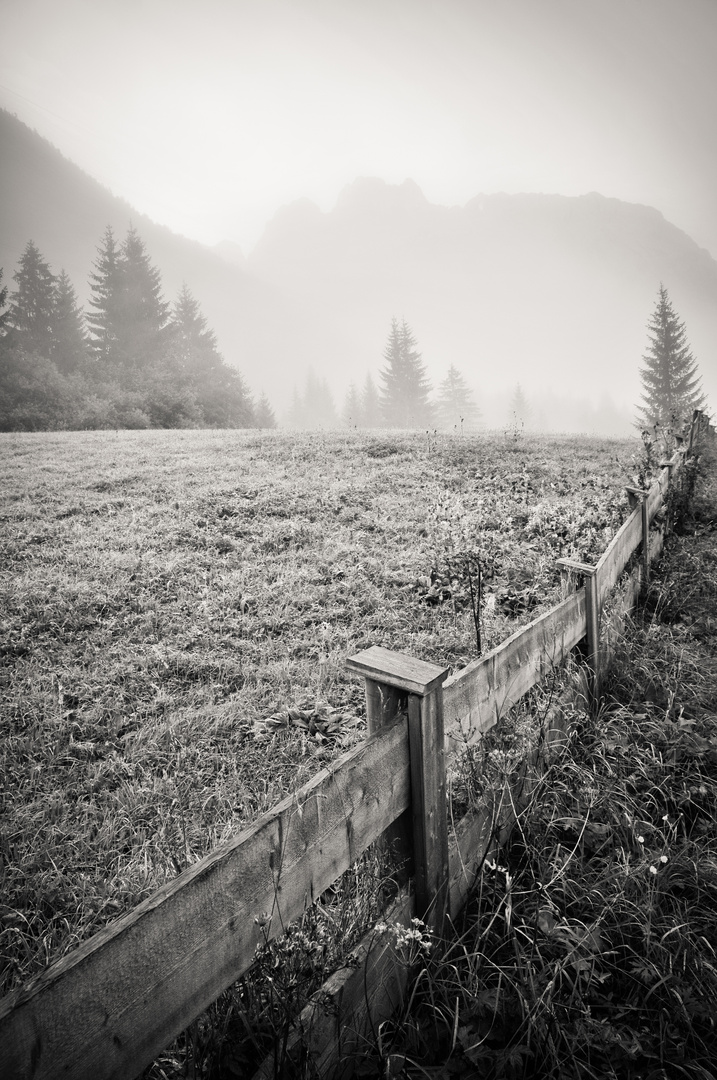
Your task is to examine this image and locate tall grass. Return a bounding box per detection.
[353,430,717,1079]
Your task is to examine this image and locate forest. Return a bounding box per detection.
[0,228,275,432]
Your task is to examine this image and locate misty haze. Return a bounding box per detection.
[1,3,717,1078]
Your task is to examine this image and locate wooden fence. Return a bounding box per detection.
[0,410,709,1080]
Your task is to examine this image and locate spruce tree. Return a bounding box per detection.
[379,318,432,428]
[255,392,277,428]
[169,283,224,376]
[0,268,9,333]
[168,283,255,427]
[342,382,363,427]
[87,226,124,365]
[118,226,170,370]
[436,365,481,431]
[51,270,89,374]
[509,383,532,431]
[637,285,705,440]
[7,241,57,358]
[361,371,382,427]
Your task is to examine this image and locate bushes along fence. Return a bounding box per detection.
[0,409,710,1080]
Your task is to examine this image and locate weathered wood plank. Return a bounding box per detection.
[408,684,449,929]
[347,645,448,696]
[442,591,586,756]
[252,889,415,1080]
[0,716,411,1080]
[596,506,643,607]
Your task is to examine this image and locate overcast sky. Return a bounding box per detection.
[2,0,716,257]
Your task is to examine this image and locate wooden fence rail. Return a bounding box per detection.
[0,410,708,1080]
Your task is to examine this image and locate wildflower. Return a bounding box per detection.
[649,866,658,875]
[637,836,645,844]
[660,855,668,864]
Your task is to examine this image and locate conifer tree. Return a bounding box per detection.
[87,226,124,365]
[7,241,57,358]
[436,365,481,431]
[0,268,9,333]
[87,225,170,372]
[342,382,363,427]
[509,383,532,431]
[51,270,88,374]
[118,226,170,370]
[255,392,277,428]
[169,283,224,376]
[636,285,705,439]
[379,318,432,428]
[167,283,255,427]
[361,371,382,427]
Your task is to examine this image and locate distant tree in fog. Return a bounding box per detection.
[6,241,57,358]
[87,226,124,364]
[342,382,362,427]
[509,383,532,431]
[436,365,481,431]
[636,285,705,441]
[88,226,169,371]
[116,226,170,370]
[51,270,89,374]
[255,392,277,428]
[379,318,433,428]
[361,372,382,427]
[287,370,337,428]
[168,283,255,427]
[0,268,9,332]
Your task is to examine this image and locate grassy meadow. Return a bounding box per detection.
[0,426,638,1003]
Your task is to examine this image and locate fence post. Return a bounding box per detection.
[556,559,601,707]
[626,486,651,589]
[346,646,450,932]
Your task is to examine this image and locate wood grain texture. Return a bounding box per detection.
[442,591,586,757]
[408,689,449,929]
[596,506,643,607]
[252,889,415,1080]
[347,645,449,696]
[0,717,411,1080]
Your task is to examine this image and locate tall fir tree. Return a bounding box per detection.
[7,241,57,358]
[255,392,277,428]
[342,382,362,427]
[0,268,9,333]
[361,371,382,427]
[636,285,705,440]
[169,283,224,376]
[51,270,89,374]
[118,226,170,370]
[379,318,432,428]
[436,365,481,431]
[509,383,532,431]
[87,226,124,365]
[168,283,255,427]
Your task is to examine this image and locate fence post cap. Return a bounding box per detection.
[557,557,598,577]
[346,646,449,696]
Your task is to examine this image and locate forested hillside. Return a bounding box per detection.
[0,230,275,430]
[2,108,716,428]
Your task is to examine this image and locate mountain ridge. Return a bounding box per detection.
[2,109,715,424]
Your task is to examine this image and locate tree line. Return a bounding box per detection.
[288,319,483,431]
[0,227,276,432]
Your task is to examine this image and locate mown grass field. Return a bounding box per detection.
[0,427,637,1002]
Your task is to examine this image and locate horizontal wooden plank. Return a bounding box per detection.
[442,591,586,756]
[646,452,681,520]
[0,716,411,1080]
[347,645,449,696]
[252,889,415,1080]
[596,505,643,607]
